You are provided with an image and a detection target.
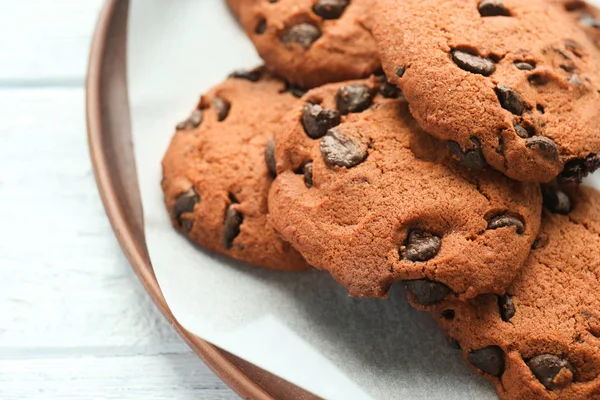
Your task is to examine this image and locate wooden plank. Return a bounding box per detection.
[0,87,234,398]
[0,0,103,84]
[0,354,232,400]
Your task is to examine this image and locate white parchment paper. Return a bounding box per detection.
[126,1,600,398]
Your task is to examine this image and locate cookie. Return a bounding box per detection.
[161,68,310,271]
[553,0,600,48]
[227,0,380,89]
[372,0,600,183]
[268,77,542,300]
[422,185,600,400]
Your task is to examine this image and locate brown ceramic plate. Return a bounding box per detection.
[85,1,317,398]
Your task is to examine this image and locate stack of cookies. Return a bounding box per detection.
[161,1,600,398]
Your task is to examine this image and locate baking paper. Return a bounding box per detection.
[126,1,600,398]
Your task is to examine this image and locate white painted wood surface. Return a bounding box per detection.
[0,1,236,398]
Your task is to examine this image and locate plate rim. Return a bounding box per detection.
[85,1,309,398]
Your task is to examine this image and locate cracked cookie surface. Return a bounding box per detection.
[268,77,542,299]
[373,0,600,183]
[161,68,310,271]
[423,185,600,400]
[227,0,380,89]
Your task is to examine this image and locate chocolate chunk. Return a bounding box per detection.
[468,347,505,376]
[487,215,525,234]
[525,136,559,160]
[404,279,451,306]
[527,354,576,390]
[336,84,374,114]
[173,189,200,232]
[452,50,496,76]
[448,139,485,171]
[281,23,321,48]
[396,66,406,77]
[255,18,267,34]
[303,162,313,188]
[212,96,231,122]
[528,73,550,86]
[302,103,341,139]
[401,230,442,262]
[495,85,524,115]
[313,0,349,20]
[229,69,261,82]
[478,0,511,17]
[515,61,535,71]
[579,13,600,28]
[542,186,573,215]
[559,154,600,184]
[513,123,531,139]
[265,138,277,176]
[565,39,584,58]
[320,129,367,168]
[176,110,203,130]
[498,294,516,322]
[223,205,243,249]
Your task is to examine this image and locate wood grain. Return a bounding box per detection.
[0,1,235,398]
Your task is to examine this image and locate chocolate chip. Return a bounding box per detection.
[265,138,277,176]
[396,66,406,77]
[284,82,307,98]
[255,18,267,34]
[487,215,525,234]
[565,39,584,58]
[569,74,582,85]
[302,103,341,139]
[580,13,600,28]
[379,81,403,99]
[229,69,261,82]
[498,294,516,322]
[532,233,549,250]
[525,136,559,160]
[559,154,600,184]
[212,96,231,121]
[495,85,524,115]
[404,279,451,306]
[478,0,511,16]
[515,61,535,71]
[336,84,374,114]
[281,23,321,48]
[468,347,505,376]
[528,73,550,86]
[527,354,576,390]
[313,0,349,20]
[173,189,200,232]
[401,230,442,262]
[320,129,367,168]
[513,123,531,139]
[542,186,573,215]
[536,104,545,114]
[176,110,203,130]
[223,204,243,249]
[452,50,496,76]
[303,162,313,187]
[441,309,455,320]
[448,139,485,171]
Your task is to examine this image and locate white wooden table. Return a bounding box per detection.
[0,1,235,398]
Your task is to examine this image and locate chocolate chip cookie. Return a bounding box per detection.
[161,68,310,271]
[227,0,380,89]
[423,185,600,400]
[268,77,542,299]
[373,0,600,183]
[553,0,600,48]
